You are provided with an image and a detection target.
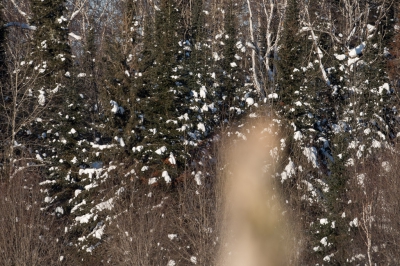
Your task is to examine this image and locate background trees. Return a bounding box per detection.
[1,0,400,264]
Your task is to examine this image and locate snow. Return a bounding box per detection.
[167,260,176,266]
[89,222,105,239]
[357,174,365,186]
[246,97,254,106]
[44,196,53,203]
[39,180,56,186]
[178,113,190,121]
[169,153,176,165]
[382,161,390,172]
[91,143,116,150]
[132,145,144,152]
[168,234,177,240]
[68,32,82,40]
[75,213,93,224]
[212,52,220,61]
[348,42,365,58]
[268,93,278,99]
[201,103,209,112]
[190,256,197,264]
[71,200,86,213]
[334,54,347,61]
[162,171,171,184]
[74,190,82,197]
[155,146,167,155]
[230,62,237,67]
[148,177,157,185]
[371,139,381,148]
[194,171,202,185]
[320,237,328,246]
[38,90,45,106]
[320,218,328,225]
[95,198,114,211]
[114,136,125,147]
[197,123,206,132]
[323,255,331,262]
[77,73,86,77]
[378,83,390,94]
[36,154,43,161]
[57,16,67,23]
[377,131,386,140]
[303,147,318,168]
[294,131,303,140]
[200,86,207,98]
[350,217,359,227]
[55,207,64,215]
[281,158,295,182]
[317,47,324,58]
[110,100,125,114]
[79,168,102,179]
[85,182,98,191]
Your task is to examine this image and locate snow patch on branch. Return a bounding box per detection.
[69,32,82,40]
[5,22,36,30]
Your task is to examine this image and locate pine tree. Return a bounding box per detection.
[29,0,89,205]
[130,0,190,181]
[359,2,396,141]
[276,0,307,125]
[30,0,71,85]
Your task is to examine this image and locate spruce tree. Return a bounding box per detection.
[277,0,307,125]
[131,0,190,181]
[357,2,396,141]
[29,0,88,206]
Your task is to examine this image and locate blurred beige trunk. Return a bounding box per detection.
[218,122,293,266]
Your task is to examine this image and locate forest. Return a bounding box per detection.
[1,0,400,264]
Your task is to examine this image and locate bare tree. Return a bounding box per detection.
[0,171,63,265]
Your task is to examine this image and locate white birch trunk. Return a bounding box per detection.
[246,0,264,98]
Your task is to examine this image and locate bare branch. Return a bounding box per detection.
[9,0,30,21]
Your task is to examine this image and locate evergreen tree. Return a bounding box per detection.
[131,0,190,181]
[355,2,396,141]
[218,1,245,122]
[30,0,71,85]
[29,0,89,206]
[276,0,307,125]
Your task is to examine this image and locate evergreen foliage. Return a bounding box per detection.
[277,0,305,124]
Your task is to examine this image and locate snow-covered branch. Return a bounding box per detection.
[69,32,82,40]
[5,22,36,31]
[68,0,89,26]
